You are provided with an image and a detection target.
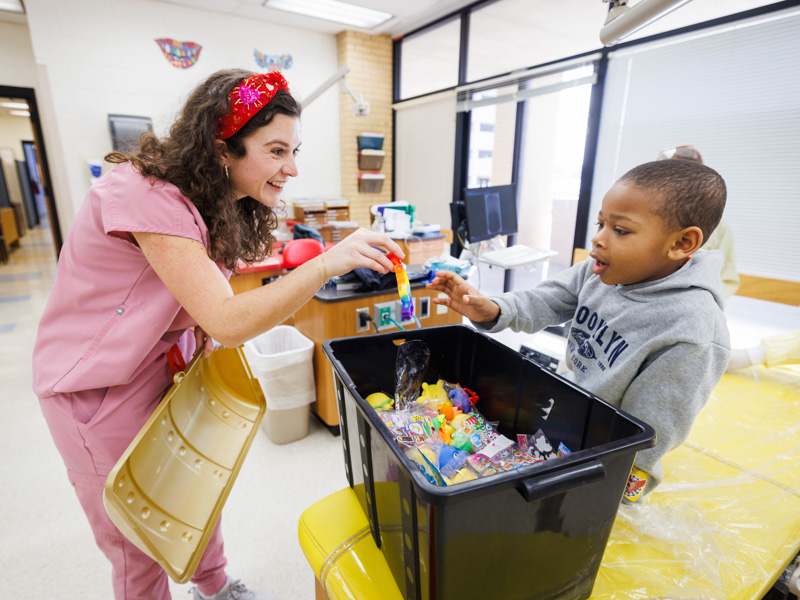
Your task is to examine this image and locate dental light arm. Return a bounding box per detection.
[600,0,694,46]
[301,65,370,116]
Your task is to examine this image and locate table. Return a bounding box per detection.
[299,362,800,599]
[292,281,463,432]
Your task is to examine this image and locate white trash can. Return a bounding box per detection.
[243,326,315,444]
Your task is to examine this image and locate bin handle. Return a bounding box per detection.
[516,461,606,503]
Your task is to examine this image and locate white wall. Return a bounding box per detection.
[0,21,38,87]
[20,0,341,235]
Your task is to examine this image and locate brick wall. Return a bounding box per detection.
[337,30,393,226]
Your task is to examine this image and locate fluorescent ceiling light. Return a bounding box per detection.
[264,0,392,29]
[0,0,25,14]
[9,110,31,117]
[1,101,29,109]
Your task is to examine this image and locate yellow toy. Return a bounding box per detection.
[416,380,452,411]
[442,466,478,486]
[366,392,394,410]
[439,423,455,445]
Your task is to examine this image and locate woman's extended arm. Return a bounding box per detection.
[134,228,403,348]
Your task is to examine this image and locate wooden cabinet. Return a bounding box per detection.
[292,203,350,228]
[0,207,19,250]
[395,235,446,265]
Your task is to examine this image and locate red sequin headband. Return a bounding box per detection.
[216,72,290,140]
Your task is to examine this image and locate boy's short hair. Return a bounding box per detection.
[619,160,726,245]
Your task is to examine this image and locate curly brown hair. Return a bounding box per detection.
[105,68,302,271]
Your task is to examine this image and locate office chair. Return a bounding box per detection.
[281,238,326,269]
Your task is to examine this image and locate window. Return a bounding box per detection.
[398,16,461,100]
[466,0,608,82]
[466,85,517,189]
[591,9,800,282]
[516,65,594,272]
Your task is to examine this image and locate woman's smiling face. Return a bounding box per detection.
[227,114,301,207]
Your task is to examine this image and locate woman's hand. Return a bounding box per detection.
[426,270,500,323]
[193,326,218,359]
[321,228,404,278]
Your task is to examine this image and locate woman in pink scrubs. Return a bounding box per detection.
[32,69,403,600]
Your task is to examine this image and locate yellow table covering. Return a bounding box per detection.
[298,364,800,599]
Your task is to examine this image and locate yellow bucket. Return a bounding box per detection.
[103,346,266,583]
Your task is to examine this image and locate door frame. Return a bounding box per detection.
[0,84,62,256]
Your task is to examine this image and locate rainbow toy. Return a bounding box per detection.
[387,253,414,321]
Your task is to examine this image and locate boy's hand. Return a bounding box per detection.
[425,271,500,324]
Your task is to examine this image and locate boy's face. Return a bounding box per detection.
[590,182,683,286]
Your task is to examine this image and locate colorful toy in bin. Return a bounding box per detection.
[445,383,478,413]
[366,391,394,410]
[417,380,451,410]
[387,253,415,322]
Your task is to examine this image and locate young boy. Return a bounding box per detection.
[428,160,731,501]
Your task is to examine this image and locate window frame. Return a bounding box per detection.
[392,0,797,256]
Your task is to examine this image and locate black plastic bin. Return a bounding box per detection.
[323,325,655,600]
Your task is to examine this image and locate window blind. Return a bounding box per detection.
[456,55,599,112]
[590,7,800,282]
[394,90,457,229]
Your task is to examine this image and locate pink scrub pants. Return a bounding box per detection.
[39,358,228,599]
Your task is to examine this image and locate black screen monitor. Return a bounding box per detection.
[108,114,153,153]
[463,184,518,242]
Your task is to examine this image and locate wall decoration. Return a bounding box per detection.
[254,50,293,71]
[155,38,202,69]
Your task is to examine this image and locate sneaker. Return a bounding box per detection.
[189,577,275,600]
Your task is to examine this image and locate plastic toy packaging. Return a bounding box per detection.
[380,339,577,486]
[394,340,429,410]
[405,439,477,486]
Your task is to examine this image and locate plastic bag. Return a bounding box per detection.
[394,340,430,410]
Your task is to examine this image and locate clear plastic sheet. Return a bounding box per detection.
[591,364,800,599]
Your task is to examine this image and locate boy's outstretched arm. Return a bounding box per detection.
[426,270,501,324]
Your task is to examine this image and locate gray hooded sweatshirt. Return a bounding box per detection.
[474,250,731,493]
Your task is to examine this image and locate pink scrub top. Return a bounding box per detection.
[33,162,231,398]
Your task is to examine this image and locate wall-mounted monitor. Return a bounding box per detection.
[108,114,153,153]
[463,184,518,243]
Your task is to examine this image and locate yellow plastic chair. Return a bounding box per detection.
[104,346,266,583]
[298,487,403,600]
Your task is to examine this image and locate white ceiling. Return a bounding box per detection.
[151,0,477,37]
[0,0,477,35]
